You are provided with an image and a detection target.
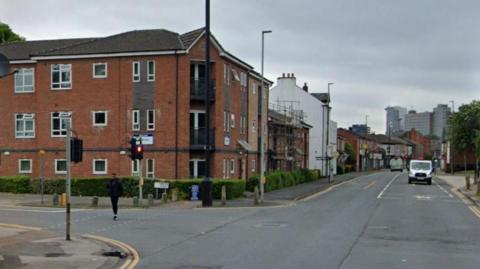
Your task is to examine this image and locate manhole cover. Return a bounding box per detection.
[254,222,289,228]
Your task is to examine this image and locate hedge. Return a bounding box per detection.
[246,169,321,193]
[0,176,31,193]
[27,177,245,200]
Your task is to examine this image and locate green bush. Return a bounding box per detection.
[0,176,31,193]
[246,175,259,192]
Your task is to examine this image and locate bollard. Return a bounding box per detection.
[253,186,259,205]
[91,196,99,207]
[221,185,227,206]
[161,192,168,203]
[172,189,178,202]
[133,196,139,207]
[52,193,59,206]
[147,194,154,207]
[60,193,67,207]
[466,175,471,190]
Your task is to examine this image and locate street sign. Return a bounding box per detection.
[133,134,153,145]
[154,182,169,189]
[191,185,199,201]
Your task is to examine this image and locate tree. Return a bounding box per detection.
[0,22,25,44]
[344,142,356,166]
[448,100,480,174]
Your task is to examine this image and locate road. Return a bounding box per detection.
[1,171,480,269]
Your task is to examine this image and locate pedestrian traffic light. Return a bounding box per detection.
[70,138,83,163]
[129,138,137,160]
[135,144,144,160]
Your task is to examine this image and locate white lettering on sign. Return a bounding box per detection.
[154,182,169,189]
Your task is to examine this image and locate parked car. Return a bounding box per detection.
[389,157,403,172]
[408,160,433,185]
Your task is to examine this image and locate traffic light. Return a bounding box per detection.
[135,144,144,160]
[129,138,137,160]
[70,138,83,163]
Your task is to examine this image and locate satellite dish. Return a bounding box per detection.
[0,53,11,77]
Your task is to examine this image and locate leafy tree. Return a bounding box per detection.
[344,142,356,166]
[448,100,480,174]
[0,22,25,44]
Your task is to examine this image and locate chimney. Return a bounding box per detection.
[303,82,308,92]
[282,73,285,78]
[287,73,290,78]
[292,73,295,78]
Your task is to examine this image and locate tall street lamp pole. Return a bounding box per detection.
[326,82,334,183]
[449,100,455,174]
[260,30,272,203]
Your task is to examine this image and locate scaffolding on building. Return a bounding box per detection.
[268,100,309,171]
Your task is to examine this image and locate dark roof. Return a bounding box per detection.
[0,38,96,60]
[311,93,329,103]
[180,28,204,49]
[37,29,184,56]
[367,134,411,145]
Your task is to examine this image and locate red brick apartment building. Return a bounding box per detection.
[0,28,271,180]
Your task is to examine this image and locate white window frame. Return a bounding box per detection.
[252,82,256,95]
[146,159,155,178]
[190,159,205,179]
[92,63,108,78]
[51,64,72,90]
[18,159,32,174]
[51,112,71,137]
[232,69,240,82]
[132,160,140,176]
[15,113,35,138]
[132,61,140,82]
[230,159,235,174]
[14,68,35,93]
[251,159,256,172]
[147,60,155,81]
[92,111,108,127]
[55,159,67,174]
[93,159,108,175]
[132,110,140,131]
[147,109,155,131]
[252,120,256,133]
[231,113,235,128]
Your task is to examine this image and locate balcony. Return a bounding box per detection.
[190,127,215,150]
[190,78,215,101]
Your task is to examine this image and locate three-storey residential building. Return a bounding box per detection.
[0,28,272,180]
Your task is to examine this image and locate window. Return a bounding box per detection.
[93,63,107,78]
[189,159,205,178]
[251,159,256,172]
[93,111,107,126]
[15,113,35,138]
[51,112,71,137]
[132,110,140,131]
[51,64,72,89]
[232,69,240,82]
[132,61,140,82]
[252,82,256,95]
[230,159,235,174]
[18,159,32,173]
[252,120,256,133]
[132,160,140,176]
[146,159,155,178]
[147,109,155,130]
[231,113,235,128]
[55,159,67,174]
[223,64,230,85]
[14,68,34,93]
[223,159,229,179]
[240,72,247,87]
[147,60,155,81]
[93,159,107,175]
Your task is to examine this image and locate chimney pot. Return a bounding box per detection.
[292,73,295,78]
[282,73,285,78]
[303,82,308,92]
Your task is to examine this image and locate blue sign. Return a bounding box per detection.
[191,185,199,201]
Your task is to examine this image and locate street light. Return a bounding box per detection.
[449,100,455,174]
[260,30,272,203]
[326,82,334,183]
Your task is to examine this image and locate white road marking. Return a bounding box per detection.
[0,207,87,213]
[377,173,402,199]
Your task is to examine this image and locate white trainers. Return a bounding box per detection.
[113,215,117,220]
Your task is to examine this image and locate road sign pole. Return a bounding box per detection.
[65,115,72,241]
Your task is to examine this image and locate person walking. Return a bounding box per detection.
[107,173,123,220]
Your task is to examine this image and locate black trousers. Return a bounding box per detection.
[110,196,119,215]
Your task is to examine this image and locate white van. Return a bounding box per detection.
[408,160,433,185]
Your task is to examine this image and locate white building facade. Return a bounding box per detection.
[269,73,337,176]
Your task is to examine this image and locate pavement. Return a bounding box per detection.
[0,223,136,269]
[436,173,480,206]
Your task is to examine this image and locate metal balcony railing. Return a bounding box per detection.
[190,78,215,101]
[190,127,215,149]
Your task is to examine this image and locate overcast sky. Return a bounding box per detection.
[1,0,479,133]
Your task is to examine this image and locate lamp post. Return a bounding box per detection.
[449,100,455,174]
[259,30,272,203]
[59,112,72,241]
[326,82,334,183]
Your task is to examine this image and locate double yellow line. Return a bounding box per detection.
[469,206,480,219]
[363,181,377,190]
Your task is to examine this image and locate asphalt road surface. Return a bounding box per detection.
[2,171,480,269]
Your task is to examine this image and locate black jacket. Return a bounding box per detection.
[107,179,123,198]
